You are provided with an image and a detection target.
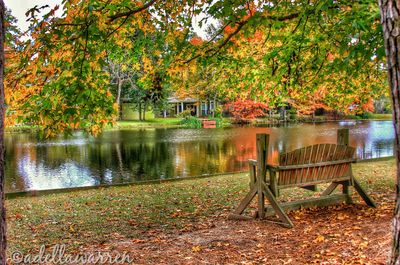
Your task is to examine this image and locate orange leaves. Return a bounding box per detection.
[190,36,204,46]
[361,98,374,113]
[247,30,264,43]
[225,99,269,123]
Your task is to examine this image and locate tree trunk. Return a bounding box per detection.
[378,1,400,263]
[0,1,6,264]
[116,78,122,120]
[138,102,142,121]
[143,102,147,121]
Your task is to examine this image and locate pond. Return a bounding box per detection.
[5,120,394,192]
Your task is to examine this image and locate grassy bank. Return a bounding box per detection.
[5,114,393,133]
[114,118,183,129]
[115,117,232,129]
[368,113,393,120]
[6,159,396,256]
[5,125,42,133]
[345,113,393,121]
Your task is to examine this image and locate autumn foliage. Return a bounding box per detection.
[225,99,269,123]
[189,36,203,46]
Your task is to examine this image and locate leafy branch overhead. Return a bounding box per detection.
[5,0,387,135]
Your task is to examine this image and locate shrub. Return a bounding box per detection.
[224,99,269,123]
[176,108,194,118]
[359,112,373,119]
[180,116,202,128]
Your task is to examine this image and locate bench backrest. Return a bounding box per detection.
[277,143,355,188]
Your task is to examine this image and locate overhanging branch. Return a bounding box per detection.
[108,0,158,22]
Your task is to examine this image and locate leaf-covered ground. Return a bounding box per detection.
[6,159,396,264]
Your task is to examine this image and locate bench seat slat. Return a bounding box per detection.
[277,177,351,189]
[268,159,356,171]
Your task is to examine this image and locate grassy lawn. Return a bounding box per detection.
[5,125,42,133]
[114,118,183,129]
[346,113,393,121]
[6,159,396,256]
[370,113,393,120]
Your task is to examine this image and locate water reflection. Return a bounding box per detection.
[5,121,394,192]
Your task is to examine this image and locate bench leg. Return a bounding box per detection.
[342,180,353,204]
[352,177,376,208]
[322,182,339,196]
[232,185,258,215]
[262,183,293,228]
[302,185,318,192]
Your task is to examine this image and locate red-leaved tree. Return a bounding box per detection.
[225,99,269,123]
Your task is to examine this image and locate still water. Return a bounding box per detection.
[5,121,394,192]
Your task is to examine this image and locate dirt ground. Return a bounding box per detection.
[92,196,393,265]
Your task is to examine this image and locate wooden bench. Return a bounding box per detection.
[202,120,216,128]
[229,129,376,228]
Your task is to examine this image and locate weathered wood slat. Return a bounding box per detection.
[270,159,356,171]
[256,134,268,219]
[352,177,376,207]
[278,177,350,189]
[264,194,350,217]
[233,185,258,215]
[249,163,256,189]
[262,182,293,227]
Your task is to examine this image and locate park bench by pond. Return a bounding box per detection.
[229,129,376,228]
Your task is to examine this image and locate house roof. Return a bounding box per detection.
[167,97,199,103]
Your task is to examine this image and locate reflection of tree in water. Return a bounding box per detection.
[4,135,27,192]
[86,140,237,182]
[4,132,96,191]
[357,139,394,159]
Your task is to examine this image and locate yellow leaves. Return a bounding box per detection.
[336,213,349,220]
[142,55,154,73]
[90,124,101,137]
[191,245,202,252]
[314,234,325,243]
[115,38,125,47]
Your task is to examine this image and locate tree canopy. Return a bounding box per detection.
[5,0,387,133]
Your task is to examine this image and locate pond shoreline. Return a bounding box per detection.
[5,114,393,133]
[5,170,245,199]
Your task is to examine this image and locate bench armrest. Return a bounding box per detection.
[266,164,279,171]
[248,160,280,170]
[248,159,258,166]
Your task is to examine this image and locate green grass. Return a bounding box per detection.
[113,118,183,129]
[346,113,392,121]
[369,113,392,120]
[5,125,42,133]
[5,159,396,254]
[5,118,184,133]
